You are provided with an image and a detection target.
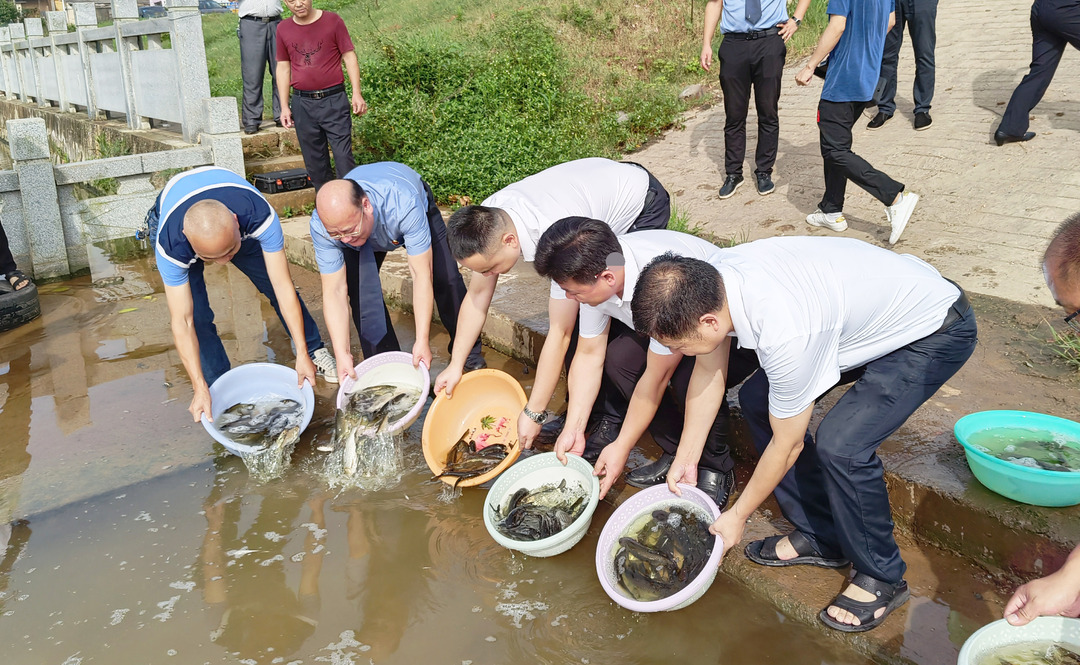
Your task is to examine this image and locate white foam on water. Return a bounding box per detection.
[264,531,285,542]
[495,599,549,628]
[60,654,82,665]
[485,636,497,642]
[166,649,177,656]
[550,614,568,626]
[259,554,285,567]
[153,595,180,622]
[438,484,463,503]
[108,609,129,626]
[168,581,195,592]
[291,552,305,562]
[134,512,153,522]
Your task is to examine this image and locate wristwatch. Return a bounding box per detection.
[522,406,545,425]
[794,17,802,26]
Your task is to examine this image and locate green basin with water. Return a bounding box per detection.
[954,410,1080,507]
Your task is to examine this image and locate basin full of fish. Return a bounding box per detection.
[433,429,513,487]
[977,642,1080,665]
[215,398,304,451]
[491,479,588,541]
[325,383,422,478]
[613,505,713,602]
[985,439,1080,473]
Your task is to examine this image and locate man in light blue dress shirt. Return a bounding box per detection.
[310,162,484,382]
[700,0,811,199]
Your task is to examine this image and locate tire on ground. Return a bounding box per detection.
[0,281,41,332]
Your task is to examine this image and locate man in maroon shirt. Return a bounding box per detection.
[275,0,367,189]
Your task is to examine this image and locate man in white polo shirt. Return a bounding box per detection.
[533,218,758,507]
[436,158,670,458]
[631,236,976,632]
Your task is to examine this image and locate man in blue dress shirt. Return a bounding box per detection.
[700,0,811,200]
[310,162,484,382]
[153,167,336,423]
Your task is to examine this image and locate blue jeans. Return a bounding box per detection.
[738,303,977,584]
[877,0,938,116]
[187,238,325,386]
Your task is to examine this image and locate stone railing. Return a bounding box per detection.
[0,0,212,142]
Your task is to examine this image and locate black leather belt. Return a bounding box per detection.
[240,14,280,22]
[724,28,780,40]
[937,280,971,333]
[293,84,345,99]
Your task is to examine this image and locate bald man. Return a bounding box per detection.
[310,162,483,382]
[152,166,336,422]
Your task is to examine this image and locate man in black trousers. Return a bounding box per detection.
[995,0,1080,146]
[700,0,811,199]
[867,0,938,131]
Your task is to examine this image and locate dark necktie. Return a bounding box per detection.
[745,0,761,25]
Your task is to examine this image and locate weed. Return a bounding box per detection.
[89,133,133,196]
[302,202,315,216]
[1048,323,1080,371]
[281,206,295,218]
[668,205,749,247]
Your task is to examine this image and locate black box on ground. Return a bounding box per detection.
[252,168,312,194]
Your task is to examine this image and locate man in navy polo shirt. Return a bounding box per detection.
[310,161,484,383]
[153,166,336,422]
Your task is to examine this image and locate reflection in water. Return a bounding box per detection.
[0,248,868,664]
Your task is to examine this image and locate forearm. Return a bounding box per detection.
[702,0,722,47]
[727,435,804,521]
[343,51,361,93]
[791,0,811,22]
[266,257,309,358]
[807,18,846,68]
[564,348,605,431]
[410,271,434,350]
[526,327,573,413]
[322,275,353,360]
[612,364,670,449]
[673,363,728,466]
[448,278,496,370]
[276,62,291,103]
[171,315,207,394]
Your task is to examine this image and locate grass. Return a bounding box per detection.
[1049,323,1080,371]
[668,204,748,246]
[201,0,826,203]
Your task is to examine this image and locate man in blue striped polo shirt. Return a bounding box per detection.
[153,166,336,422]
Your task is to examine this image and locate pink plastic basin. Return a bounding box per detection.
[595,483,723,612]
[335,351,429,435]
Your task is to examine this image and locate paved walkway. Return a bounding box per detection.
[633,0,1080,307]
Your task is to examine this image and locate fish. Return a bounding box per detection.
[613,505,712,602]
[329,384,419,477]
[993,439,1080,473]
[433,428,514,486]
[978,643,1080,665]
[491,479,588,541]
[216,398,303,449]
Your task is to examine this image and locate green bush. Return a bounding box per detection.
[0,0,20,25]
[354,13,628,202]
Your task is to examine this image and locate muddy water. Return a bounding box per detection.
[0,245,866,664]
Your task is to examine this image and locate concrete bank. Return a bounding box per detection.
[281,218,1080,664]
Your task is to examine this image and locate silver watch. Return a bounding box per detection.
[522,406,545,425]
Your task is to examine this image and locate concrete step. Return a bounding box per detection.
[245,154,307,176]
[265,188,315,218]
[277,222,1080,664]
[240,124,302,160]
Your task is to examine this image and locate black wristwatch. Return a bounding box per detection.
[522,406,545,425]
[794,17,802,26]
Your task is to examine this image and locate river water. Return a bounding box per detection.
[0,243,867,664]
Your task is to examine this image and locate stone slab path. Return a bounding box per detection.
[633,0,1080,307]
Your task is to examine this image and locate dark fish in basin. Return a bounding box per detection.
[613,505,712,602]
[491,479,588,541]
[216,398,303,450]
[433,429,514,487]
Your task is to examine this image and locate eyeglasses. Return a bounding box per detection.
[328,229,365,241]
[1066,308,1080,333]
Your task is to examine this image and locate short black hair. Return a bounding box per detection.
[447,205,505,261]
[534,217,621,285]
[1046,212,1080,290]
[632,253,726,340]
[348,180,368,209]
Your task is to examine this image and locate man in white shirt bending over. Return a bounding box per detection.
[632,236,976,633]
[436,158,670,459]
[533,218,758,507]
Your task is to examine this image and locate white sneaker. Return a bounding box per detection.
[806,209,848,232]
[886,192,919,244]
[312,347,338,384]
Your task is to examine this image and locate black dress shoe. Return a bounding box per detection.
[243,125,260,135]
[533,411,566,447]
[463,354,487,372]
[994,130,1035,146]
[696,467,736,510]
[626,453,674,488]
[582,417,621,462]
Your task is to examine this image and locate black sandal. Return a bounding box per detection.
[744,530,850,569]
[6,269,32,291]
[818,572,910,633]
